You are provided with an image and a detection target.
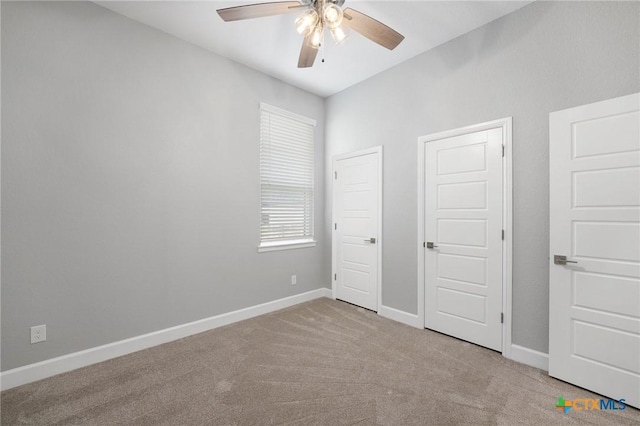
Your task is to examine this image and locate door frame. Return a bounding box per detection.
[417,118,513,355]
[331,146,383,312]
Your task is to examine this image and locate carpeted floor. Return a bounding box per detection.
[2,298,639,425]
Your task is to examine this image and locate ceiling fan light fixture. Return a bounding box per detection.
[310,23,323,49]
[295,9,319,36]
[330,25,348,44]
[323,3,343,29]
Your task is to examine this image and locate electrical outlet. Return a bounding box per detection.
[291,275,297,285]
[31,325,46,344]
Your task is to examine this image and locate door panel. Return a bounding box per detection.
[438,181,487,209]
[574,167,639,207]
[438,254,486,286]
[573,272,639,317]
[334,151,380,311]
[574,222,639,261]
[437,288,487,323]
[549,93,640,409]
[438,219,487,247]
[573,111,639,158]
[573,321,640,374]
[437,143,487,175]
[424,127,503,351]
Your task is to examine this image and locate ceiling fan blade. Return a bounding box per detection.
[342,8,404,50]
[297,35,318,68]
[217,1,302,22]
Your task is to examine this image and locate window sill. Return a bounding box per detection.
[258,240,317,253]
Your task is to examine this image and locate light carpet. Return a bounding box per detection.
[2,298,639,425]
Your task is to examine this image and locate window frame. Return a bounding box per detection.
[258,103,317,252]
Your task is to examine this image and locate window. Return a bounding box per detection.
[259,103,316,252]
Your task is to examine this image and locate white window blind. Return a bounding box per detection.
[260,103,316,247]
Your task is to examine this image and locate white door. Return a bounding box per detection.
[549,93,640,409]
[424,128,503,351]
[333,149,381,311]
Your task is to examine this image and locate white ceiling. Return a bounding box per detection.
[96,1,532,97]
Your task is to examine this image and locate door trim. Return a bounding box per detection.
[417,118,513,355]
[332,146,383,312]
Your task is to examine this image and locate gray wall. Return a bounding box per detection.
[325,1,639,353]
[1,1,327,371]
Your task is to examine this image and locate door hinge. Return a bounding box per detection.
[502,230,504,240]
[502,145,505,157]
[501,313,504,324]
[334,223,337,230]
[334,273,337,280]
[334,171,337,179]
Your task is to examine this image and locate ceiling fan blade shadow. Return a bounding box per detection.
[217,1,302,22]
[298,35,318,68]
[342,8,404,50]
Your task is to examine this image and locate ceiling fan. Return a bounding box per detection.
[217,0,404,68]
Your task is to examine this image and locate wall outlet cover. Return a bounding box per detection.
[31,325,47,344]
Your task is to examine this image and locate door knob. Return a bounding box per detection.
[554,255,578,265]
[364,237,376,244]
[426,242,438,249]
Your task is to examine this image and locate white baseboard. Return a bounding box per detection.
[0,287,332,391]
[378,305,422,328]
[508,344,549,371]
